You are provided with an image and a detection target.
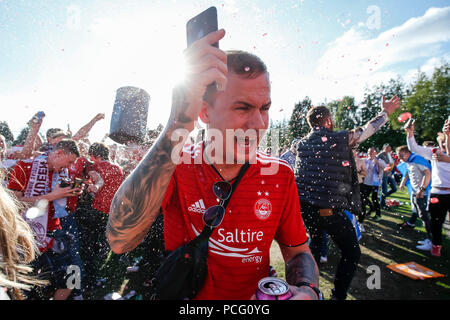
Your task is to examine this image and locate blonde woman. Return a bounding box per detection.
[0,170,42,299]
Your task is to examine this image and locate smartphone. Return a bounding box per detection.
[403,118,415,130]
[72,178,83,189]
[59,178,72,188]
[186,6,218,48]
[32,111,45,123]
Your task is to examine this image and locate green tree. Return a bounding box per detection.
[0,121,14,145]
[328,96,357,131]
[287,97,312,144]
[358,77,406,151]
[393,63,450,144]
[13,126,30,146]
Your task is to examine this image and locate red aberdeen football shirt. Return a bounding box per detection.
[161,143,308,300]
[90,161,124,214]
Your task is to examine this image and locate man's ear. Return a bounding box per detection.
[199,100,211,124]
[324,117,333,129]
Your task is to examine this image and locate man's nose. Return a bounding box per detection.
[249,110,267,130]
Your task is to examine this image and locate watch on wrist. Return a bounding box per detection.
[295,281,323,300]
[419,186,425,192]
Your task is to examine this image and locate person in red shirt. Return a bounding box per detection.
[76,142,123,297]
[87,142,124,215]
[107,30,320,300]
[8,139,81,300]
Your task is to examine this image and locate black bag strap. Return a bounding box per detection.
[223,162,250,210]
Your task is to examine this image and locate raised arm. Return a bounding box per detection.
[12,113,44,160]
[71,113,105,141]
[106,29,228,254]
[348,95,401,148]
[405,122,433,160]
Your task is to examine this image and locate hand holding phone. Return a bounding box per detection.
[170,7,227,131]
[186,6,219,48]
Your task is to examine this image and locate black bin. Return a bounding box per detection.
[109,86,150,145]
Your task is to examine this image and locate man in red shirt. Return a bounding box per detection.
[107,30,320,300]
[8,139,81,300]
[77,142,123,296]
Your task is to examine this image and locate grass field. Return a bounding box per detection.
[270,189,450,300]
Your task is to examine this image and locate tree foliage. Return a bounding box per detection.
[392,63,449,144]
[287,97,312,142]
[0,121,14,145]
[270,62,449,153]
[13,126,30,146]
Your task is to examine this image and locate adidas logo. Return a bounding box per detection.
[188,199,206,214]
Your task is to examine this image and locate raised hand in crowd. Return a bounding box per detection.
[72,113,106,141]
[381,95,401,115]
[404,120,415,138]
[10,112,45,160]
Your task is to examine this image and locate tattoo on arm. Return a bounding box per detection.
[285,251,320,287]
[107,87,194,253]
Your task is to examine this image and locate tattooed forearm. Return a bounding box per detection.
[107,87,194,254]
[285,251,320,287]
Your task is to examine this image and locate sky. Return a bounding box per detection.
[1,0,449,144]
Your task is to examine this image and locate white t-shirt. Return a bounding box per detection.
[407,136,450,194]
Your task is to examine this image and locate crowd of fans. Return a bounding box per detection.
[0,112,153,300]
[0,107,449,300]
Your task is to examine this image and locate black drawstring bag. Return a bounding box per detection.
[155,226,213,300]
[155,163,249,300]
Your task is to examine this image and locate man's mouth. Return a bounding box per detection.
[235,135,258,149]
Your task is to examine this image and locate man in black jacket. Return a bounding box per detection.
[294,96,401,300]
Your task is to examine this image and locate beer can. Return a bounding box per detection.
[32,111,45,123]
[255,277,292,300]
[72,178,83,189]
[432,147,439,154]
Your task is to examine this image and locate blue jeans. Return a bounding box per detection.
[320,232,329,257]
[59,213,84,294]
[380,174,397,207]
[301,201,361,300]
[407,194,432,239]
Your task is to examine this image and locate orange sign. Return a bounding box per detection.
[387,262,445,280]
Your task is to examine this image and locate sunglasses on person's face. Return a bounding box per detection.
[202,181,233,228]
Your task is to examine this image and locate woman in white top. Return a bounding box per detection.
[405,119,450,257]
